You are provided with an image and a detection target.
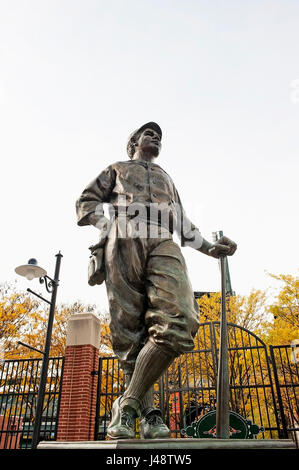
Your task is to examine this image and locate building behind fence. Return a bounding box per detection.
[0,317,298,449]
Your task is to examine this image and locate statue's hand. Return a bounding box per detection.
[208,236,237,259]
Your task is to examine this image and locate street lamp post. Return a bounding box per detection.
[15,252,63,449]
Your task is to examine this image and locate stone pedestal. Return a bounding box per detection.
[38,438,296,449]
[56,313,101,441]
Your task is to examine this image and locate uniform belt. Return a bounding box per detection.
[113,205,175,233]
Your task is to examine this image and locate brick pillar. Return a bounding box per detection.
[57,313,101,441]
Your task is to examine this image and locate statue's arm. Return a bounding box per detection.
[172,184,210,253]
[76,165,116,235]
[173,185,237,258]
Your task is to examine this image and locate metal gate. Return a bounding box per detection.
[95,322,284,440]
[0,357,64,449]
[269,344,299,446]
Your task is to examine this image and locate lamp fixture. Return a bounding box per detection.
[15,258,47,281]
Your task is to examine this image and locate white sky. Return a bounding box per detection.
[0,0,298,314]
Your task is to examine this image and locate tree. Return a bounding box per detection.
[0,282,41,356]
[263,273,299,345]
[18,301,99,358]
[0,282,103,359]
[263,273,299,434]
[197,289,268,335]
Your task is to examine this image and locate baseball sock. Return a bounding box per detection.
[121,340,175,413]
[125,373,154,414]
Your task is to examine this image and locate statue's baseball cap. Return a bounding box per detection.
[127,122,162,159]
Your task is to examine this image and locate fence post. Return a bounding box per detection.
[269,345,289,439]
[56,313,101,441]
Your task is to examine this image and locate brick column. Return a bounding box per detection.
[57,313,101,441]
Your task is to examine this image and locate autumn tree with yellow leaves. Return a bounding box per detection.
[263,273,299,345]
[0,282,109,359]
[263,273,299,434]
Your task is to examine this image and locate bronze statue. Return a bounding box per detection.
[76,122,237,439]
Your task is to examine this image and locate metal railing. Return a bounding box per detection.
[269,344,299,446]
[0,357,64,449]
[95,322,292,441]
[1,330,297,447]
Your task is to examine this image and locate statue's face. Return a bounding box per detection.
[135,128,161,158]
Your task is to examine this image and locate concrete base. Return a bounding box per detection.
[38,438,296,450]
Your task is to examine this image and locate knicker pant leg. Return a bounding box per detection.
[104,219,148,376]
[145,239,200,356]
[121,237,200,412]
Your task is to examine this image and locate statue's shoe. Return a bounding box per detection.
[107,396,136,439]
[140,409,171,439]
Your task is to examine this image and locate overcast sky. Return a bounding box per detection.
[0,0,298,313]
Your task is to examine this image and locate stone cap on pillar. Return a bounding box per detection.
[66,312,102,349]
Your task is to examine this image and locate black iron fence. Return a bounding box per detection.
[0,357,64,449]
[95,322,298,444]
[269,344,299,446]
[0,324,298,448]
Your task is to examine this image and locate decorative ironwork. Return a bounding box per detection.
[181,410,264,439]
[39,276,55,294]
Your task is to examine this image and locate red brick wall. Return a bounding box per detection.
[57,344,99,441]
